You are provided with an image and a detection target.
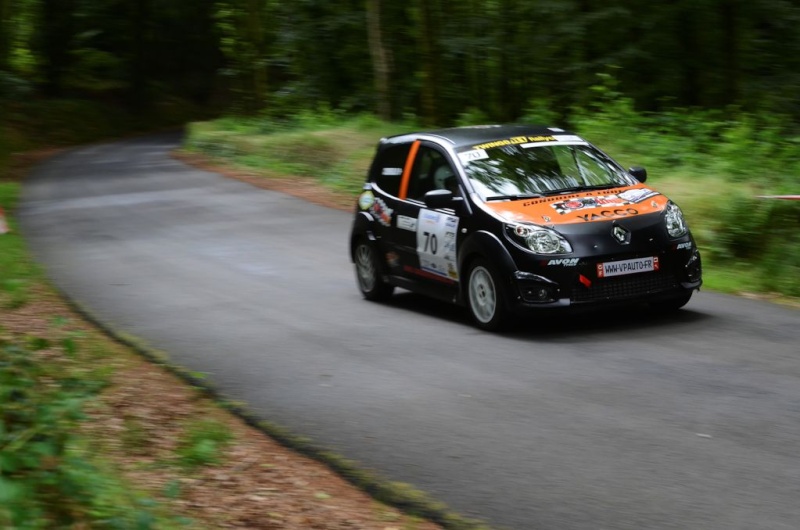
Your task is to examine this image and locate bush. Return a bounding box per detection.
[0,336,175,528]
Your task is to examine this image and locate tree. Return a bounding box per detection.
[366,0,391,120]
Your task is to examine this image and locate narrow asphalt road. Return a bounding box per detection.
[19,134,800,530]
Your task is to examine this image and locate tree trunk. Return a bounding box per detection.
[40,0,76,96]
[366,0,391,120]
[0,0,12,71]
[417,0,439,125]
[130,0,151,109]
[246,0,267,110]
[721,1,739,105]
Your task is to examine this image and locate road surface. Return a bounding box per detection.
[19,134,800,529]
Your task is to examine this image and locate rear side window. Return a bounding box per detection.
[370,143,411,197]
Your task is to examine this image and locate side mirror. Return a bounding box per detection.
[629,166,647,183]
[424,189,454,209]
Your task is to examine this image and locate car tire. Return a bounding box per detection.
[354,240,394,301]
[655,291,693,312]
[466,258,509,331]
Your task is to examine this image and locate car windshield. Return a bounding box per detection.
[458,142,637,200]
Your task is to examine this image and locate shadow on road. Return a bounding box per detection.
[380,291,714,339]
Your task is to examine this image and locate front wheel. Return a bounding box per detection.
[354,241,394,301]
[466,259,510,331]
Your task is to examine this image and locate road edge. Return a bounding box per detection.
[48,275,494,530]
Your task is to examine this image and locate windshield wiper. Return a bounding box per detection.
[544,184,619,195]
[485,193,544,201]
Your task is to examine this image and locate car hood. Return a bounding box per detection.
[481,185,668,225]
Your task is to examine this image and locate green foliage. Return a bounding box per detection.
[0,336,179,529]
[185,107,800,301]
[0,184,38,309]
[576,74,800,298]
[455,107,491,127]
[175,418,233,469]
[185,113,410,192]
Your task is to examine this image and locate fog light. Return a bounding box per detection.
[536,288,550,301]
[685,251,702,282]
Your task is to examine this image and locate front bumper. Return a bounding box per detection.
[508,248,702,310]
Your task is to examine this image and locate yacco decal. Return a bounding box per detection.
[577,208,638,222]
[398,140,421,200]
[482,185,668,225]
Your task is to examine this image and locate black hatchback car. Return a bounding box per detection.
[349,125,702,330]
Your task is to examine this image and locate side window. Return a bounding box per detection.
[370,144,410,197]
[406,147,457,201]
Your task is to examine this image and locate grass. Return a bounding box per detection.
[175,418,233,469]
[183,113,799,304]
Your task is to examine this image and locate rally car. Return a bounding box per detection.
[349,125,702,330]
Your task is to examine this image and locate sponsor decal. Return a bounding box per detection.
[551,190,654,215]
[382,167,403,176]
[618,188,659,203]
[577,208,638,222]
[370,197,393,227]
[472,135,556,151]
[397,215,417,232]
[386,251,400,268]
[597,256,659,278]
[417,209,460,281]
[458,149,489,163]
[547,258,579,266]
[403,265,457,284]
[675,241,693,250]
[553,134,584,143]
[579,274,592,288]
[358,190,375,211]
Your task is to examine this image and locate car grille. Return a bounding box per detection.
[572,271,679,303]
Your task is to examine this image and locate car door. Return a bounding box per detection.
[393,143,463,286]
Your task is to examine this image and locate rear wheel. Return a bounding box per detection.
[354,241,394,301]
[466,258,509,331]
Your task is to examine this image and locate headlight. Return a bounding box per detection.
[505,223,573,254]
[664,201,688,238]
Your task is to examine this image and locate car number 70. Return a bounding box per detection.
[423,231,438,255]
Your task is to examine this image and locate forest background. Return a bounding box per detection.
[1,1,799,527]
[2,0,799,297]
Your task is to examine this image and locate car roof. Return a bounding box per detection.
[381,124,574,150]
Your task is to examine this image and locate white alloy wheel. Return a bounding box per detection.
[354,241,394,301]
[469,265,497,324]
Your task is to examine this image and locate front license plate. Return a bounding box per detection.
[597,256,659,278]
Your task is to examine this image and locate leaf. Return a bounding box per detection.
[61,337,78,358]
